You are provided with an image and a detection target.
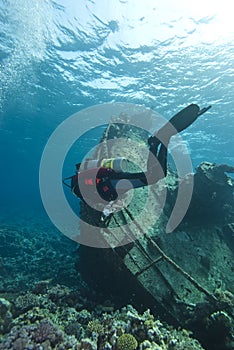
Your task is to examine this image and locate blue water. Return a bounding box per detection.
[0,0,233,225]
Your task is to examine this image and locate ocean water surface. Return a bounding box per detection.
[0,0,233,224]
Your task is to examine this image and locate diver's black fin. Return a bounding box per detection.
[167,104,200,133]
[197,105,212,116]
[167,103,212,132]
[154,104,212,143]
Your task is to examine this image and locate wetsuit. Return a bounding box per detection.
[69,104,211,202]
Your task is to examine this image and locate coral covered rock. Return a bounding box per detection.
[116,333,138,350]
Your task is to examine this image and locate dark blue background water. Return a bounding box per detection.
[0,0,233,227]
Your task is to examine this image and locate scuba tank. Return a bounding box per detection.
[79,157,128,173]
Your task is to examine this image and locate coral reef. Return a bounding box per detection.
[0,214,233,350]
[0,222,81,293]
[0,284,207,350]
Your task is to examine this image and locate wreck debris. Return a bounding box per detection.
[78,113,234,348]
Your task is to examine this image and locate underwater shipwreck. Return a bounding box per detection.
[78,110,234,349]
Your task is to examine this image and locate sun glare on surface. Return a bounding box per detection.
[92,0,234,48]
[180,0,234,43]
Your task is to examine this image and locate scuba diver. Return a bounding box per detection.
[63,104,211,206]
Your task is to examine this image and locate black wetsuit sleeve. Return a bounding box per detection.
[109,171,148,191]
